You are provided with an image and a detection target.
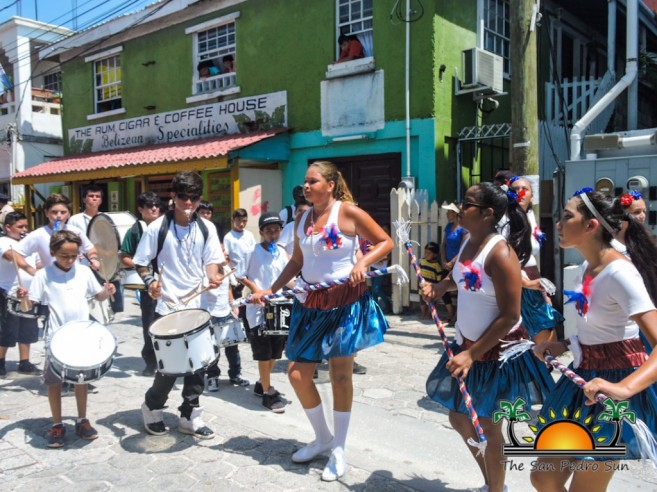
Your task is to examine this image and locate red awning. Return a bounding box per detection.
[12,128,287,184]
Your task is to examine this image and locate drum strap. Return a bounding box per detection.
[154,211,209,273]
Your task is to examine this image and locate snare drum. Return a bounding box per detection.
[149,309,218,376]
[7,297,49,320]
[214,317,248,347]
[48,320,117,384]
[261,299,293,336]
[88,298,114,325]
[121,268,145,290]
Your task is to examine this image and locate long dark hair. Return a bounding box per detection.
[477,182,532,266]
[609,196,657,303]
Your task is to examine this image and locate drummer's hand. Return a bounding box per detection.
[148,280,162,299]
[17,286,28,298]
[208,271,226,289]
[251,289,271,306]
[349,261,368,285]
[89,257,101,271]
[104,283,116,295]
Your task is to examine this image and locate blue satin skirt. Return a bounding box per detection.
[286,290,387,363]
[521,288,564,338]
[426,338,555,418]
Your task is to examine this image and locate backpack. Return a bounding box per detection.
[152,210,209,273]
[284,205,294,225]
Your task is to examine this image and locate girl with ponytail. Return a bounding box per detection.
[421,181,552,492]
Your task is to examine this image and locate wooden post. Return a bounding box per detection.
[510,0,539,179]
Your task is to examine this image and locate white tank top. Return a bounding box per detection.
[453,234,522,342]
[297,201,358,283]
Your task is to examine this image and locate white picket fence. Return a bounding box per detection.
[390,187,449,314]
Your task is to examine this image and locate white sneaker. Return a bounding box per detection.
[321,446,347,482]
[206,376,220,392]
[178,407,214,440]
[141,402,167,436]
[291,437,334,463]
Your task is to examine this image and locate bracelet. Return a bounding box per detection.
[88,256,99,262]
[143,275,156,289]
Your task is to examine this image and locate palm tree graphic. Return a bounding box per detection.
[597,398,636,446]
[493,397,532,446]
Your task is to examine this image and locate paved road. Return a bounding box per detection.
[1,292,656,491]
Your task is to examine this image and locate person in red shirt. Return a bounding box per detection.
[335,34,364,63]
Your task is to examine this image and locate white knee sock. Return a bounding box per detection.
[304,404,333,443]
[332,410,351,450]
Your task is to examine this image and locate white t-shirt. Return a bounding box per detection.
[279,221,296,255]
[0,236,37,294]
[133,215,224,315]
[67,212,94,235]
[223,229,256,280]
[29,263,103,331]
[201,265,233,318]
[279,205,295,225]
[577,259,655,345]
[241,243,289,328]
[17,224,94,268]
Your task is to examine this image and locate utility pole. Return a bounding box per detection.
[509,0,539,180]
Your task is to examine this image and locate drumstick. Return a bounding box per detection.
[9,246,33,312]
[179,268,237,306]
[98,258,115,302]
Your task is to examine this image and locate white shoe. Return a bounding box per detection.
[141,402,167,436]
[321,446,347,482]
[178,407,214,439]
[206,376,220,392]
[291,436,334,463]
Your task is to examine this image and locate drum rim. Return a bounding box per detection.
[149,309,212,339]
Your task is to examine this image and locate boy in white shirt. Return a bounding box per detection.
[24,230,115,448]
[238,212,291,413]
[134,171,225,440]
[0,212,41,376]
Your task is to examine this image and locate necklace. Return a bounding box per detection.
[309,200,335,234]
[173,220,197,260]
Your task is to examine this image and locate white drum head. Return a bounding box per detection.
[149,309,211,337]
[49,321,116,367]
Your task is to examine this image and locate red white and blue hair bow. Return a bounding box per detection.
[459,260,482,291]
[564,275,592,316]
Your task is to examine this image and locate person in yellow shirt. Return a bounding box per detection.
[419,242,442,319]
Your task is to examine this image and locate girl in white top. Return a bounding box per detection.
[253,161,393,482]
[508,176,563,344]
[532,189,657,492]
[421,182,553,492]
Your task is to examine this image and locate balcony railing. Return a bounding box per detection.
[545,76,602,127]
[196,72,236,94]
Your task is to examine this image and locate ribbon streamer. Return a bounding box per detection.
[232,265,409,307]
[393,218,487,457]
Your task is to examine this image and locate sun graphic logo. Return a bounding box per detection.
[496,397,632,457]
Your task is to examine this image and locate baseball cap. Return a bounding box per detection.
[259,212,284,229]
[442,203,460,214]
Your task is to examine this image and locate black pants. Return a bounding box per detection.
[144,313,205,418]
[139,290,157,370]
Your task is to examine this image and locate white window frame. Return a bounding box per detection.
[86,47,123,116]
[187,12,240,102]
[479,0,510,76]
[336,0,373,59]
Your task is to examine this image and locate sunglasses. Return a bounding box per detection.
[142,202,159,209]
[460,201,486,211]
[176,193,201,202]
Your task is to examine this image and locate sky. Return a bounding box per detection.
[0,0,155,31]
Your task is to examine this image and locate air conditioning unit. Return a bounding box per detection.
[460,47,504,94]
